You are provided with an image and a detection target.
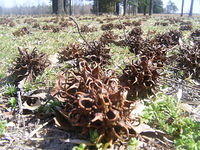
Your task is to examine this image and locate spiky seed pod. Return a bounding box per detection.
[11,48,50,83]
[119,56,161,99]
[52,61,139,142]
[51,26,60,33]
[177,45,200,79]
[13,27,30,37]
[58,43,85,62]
[179,23,193,31]
[100,31,118,45]
[84,41,111,66]
[132,20,142,26]
[80,25,97,33]
[191,29,200,44]
[101,23,114,31]
[155,30,182,47]
[114,24,125,30]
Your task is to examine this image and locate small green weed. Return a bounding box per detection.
[4,84,17,96]
[127,138,139,150]
[0,121,6,136]
[143,93,200,150]
[8,97,17,108]
[72,143,86,150]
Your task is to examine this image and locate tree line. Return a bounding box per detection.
[52,0,195,16]
[0,0,196,16]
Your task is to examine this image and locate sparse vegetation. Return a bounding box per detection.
[0,14,200,150]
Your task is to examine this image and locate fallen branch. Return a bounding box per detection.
[69,17,91,49]
[28,119,53,138]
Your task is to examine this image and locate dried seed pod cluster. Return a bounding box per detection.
[42,25,55,30]
[11,48,50,83]
[0,18,15,26]
[126,27,144,54]
[80,25,97,33]
[52,61,138,142]
[101,23,114,31]
[191,29,200,44]
[179,22,193,31]
[155,30,181,47]
[13,27,30,37]
[85,41,111,65]
[177,45,200,79]
[58,41,111,66]
[59,43,85,62]
[100,31,118,45]
[114,24,125,30]
[154,22,169,26]
[119,56,161,99]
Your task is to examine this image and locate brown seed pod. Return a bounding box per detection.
[10,48,50,83]
[100,31,118,45]
[80,25,97,33]
[52,60,138,143]
[13,27,30,37]
[155,30,182,47]
[119,56,161,99]
[101,23,114,31]
[177,45,200,79]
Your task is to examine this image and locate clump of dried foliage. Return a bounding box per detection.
[114,24,125,30]
[59,41,111,66]
[84,41,111,66]
[52,61,138,143]
[11,48,50,83]
[100,31,118,45]
[101,23,114,31]
[177,45,200,79]
[59,43,85,62]
[120,56,161,99]
[154,22,169,26]
[13,27,30,37]
[179,22,193,31]
[155,30,181,47]
[191,29,200,44]
[80,25,97,33]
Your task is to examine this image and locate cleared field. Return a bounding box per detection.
[0,15,200,150]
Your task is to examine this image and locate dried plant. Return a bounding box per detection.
[13,27,30,37]
[177,45,200,79]
[52,61,139,143]
[179,22,193,31]
[155,30,182,47]
[100,31,118,45]
[42,25,54,30]
[58,43,85,62]
[101,23,114,31]
[114,24,126,30]
[80,25,97,33]
[120,56,161,99]
[191,29,200,43]
[59,21,74,28]
[59,41,111,66]
[123,21,133,26]
[52,26,60,33]
[32,22,40,29]
[154,22,169,26]
[132,20,141,26]
[11,48,50,83]
[84,41,111,66]
[24,18,36,25]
